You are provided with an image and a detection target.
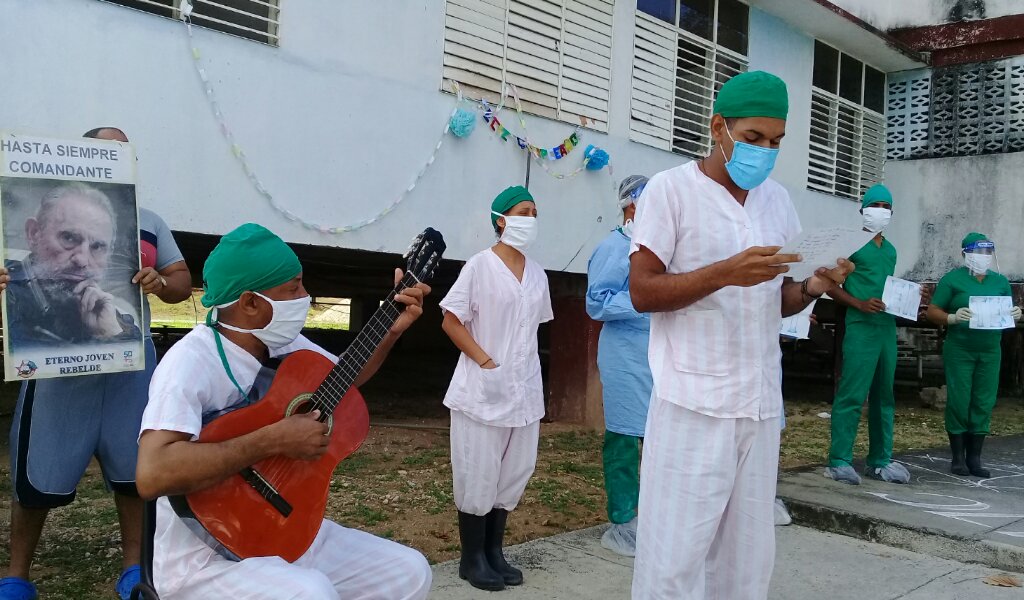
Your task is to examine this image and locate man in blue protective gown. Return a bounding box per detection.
[586,175,653,557]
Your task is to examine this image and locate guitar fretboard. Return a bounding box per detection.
[310,272,418,418]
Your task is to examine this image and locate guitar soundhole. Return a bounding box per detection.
[285,394,334,435]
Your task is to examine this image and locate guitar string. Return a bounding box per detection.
[260,275,414,483]
[259,273,416,484]
[259,274,413,482]
[260,266,432,485]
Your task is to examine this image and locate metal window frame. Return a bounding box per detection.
[97,0,281,46]
[632,0,750,158]
[808,86,885,200]
[441,0,613,132]
[808,40,887,200]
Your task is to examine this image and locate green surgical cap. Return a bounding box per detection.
[712,71,789,120]
[962,232,989,248]
[201,223,301,308]
[490,185,534,231]
[861,183,893,208]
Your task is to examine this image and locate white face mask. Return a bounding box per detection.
[964,253,993,275]
[218,292,311,349]
[621,219,635,238]
[493,212,538,253]
[862,207,892,233]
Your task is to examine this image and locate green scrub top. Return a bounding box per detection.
[932,266,1012,350]
[844,236,897,326]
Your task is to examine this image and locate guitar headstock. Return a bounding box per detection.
[403,228,446,285]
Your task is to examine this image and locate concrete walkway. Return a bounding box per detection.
[778,434,1024,571]
[429,524,1021,599]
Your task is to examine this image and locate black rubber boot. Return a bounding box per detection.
[948,432,970,476]
[965,433,991,478]
[485,509,524,586]
[458,511,505,591]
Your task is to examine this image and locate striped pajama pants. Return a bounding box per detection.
[450,409,540,516]
[631,397,781,600]
[161,519,432,599]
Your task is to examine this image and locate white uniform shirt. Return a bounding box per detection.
[629,161,801,420]
[440,248,553,428]
[139,326,336,596]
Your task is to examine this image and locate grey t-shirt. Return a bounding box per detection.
[139,208,185,338]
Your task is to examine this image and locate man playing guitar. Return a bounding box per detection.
[135,224,432,599]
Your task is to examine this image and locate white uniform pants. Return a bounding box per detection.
[450,409,540,516]
[631,397,781,600]
[164,520,432,600]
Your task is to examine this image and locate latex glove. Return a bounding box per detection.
[1012,306,1022,322]
[948,307,972,325]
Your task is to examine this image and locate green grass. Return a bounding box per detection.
[344,503,389,527]
[424,480,453,515]
[530,477,597,514]
[334,451,376,476]
[544,430,602,452]
[550,460,604,483]
[400,447,447,467]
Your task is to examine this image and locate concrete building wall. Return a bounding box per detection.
[0,0,685,274]
[831,0,1023,30]
[886,151,1024,282]
[0,0,906,275]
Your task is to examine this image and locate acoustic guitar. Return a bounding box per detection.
[170,228,446,562]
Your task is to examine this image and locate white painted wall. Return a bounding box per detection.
[832,0,1023,30]
[0,0,891,275]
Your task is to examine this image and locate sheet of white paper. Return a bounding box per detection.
[779,228,875,281]
[780,300,817,339]
[882,276,922,321]
[969,296,1014,330]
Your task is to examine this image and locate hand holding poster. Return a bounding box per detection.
[969,296,1014,330]
[881,276,922,321]
[0,132,144,381]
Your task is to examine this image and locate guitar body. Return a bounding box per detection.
[176,349,370,562]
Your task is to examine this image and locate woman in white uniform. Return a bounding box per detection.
[440,185,553,591]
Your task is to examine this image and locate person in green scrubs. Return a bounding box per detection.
[926,233,1021,478]
[824,184,915,485]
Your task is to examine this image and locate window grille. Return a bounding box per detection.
[888,58,1024,160]
[630,0,749,156]
[808,41,886,200]
[886,71,931,160]
[100,0,280,46]
[442,0,614,131]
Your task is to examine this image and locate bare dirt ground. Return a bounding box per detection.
[2,372,1024,598]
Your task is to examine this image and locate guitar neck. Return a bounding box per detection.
[312,273,418,417]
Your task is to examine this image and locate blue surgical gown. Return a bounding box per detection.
[586,229,653,437]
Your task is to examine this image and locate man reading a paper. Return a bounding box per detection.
[824,183,914,485]
[926,233,1022,479]
[628,71,853,599]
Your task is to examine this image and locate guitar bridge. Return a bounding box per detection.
[240,466,293,518]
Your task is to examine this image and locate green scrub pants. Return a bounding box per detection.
[828,321,897,468]
[943,341,1000,435]
[603,431,640,524]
